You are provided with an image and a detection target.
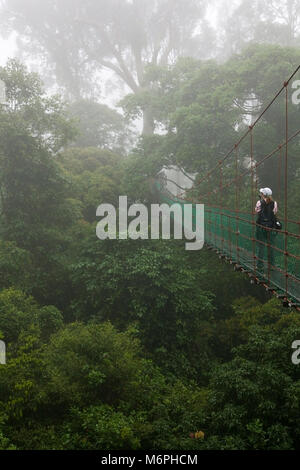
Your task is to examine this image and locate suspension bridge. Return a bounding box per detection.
[157,65,300,310]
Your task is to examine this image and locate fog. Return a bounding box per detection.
[1,0,299,125]
[0,34,16,65]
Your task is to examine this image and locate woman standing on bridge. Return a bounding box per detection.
[255,188,278,273]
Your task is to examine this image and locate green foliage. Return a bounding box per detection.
[0,241,33,292]
[37,306,64,341]
[0,288,40,344]
[220,296,285,347]
[0,49,299,451]
[67,100,134,152]
[61,405,141,450]
[60,147,124,222]
[0,59,76,152]
[0,414,16,450]
[0,317,209,450]
[41,322,144,407]
[70,237,215,381]
[202,301,300,450]
[0,288,63,347]
[0,60,80,306]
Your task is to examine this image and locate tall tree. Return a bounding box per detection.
[0,60,77,305]
[67,99,134,152]
[219,0,300,57]
[0,0,213,134]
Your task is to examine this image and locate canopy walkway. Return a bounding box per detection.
[157,65,300,310]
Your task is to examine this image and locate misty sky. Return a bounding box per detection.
[1,0,298,107]
[0,34,15,65]
[0,2,220,107]
[0,2,220,68]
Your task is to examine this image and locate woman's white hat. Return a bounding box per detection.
[264,187,272,196]
[260,187,272,196]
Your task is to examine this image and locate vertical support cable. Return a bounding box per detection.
[278,145,283,204]
[250,127,256,273]
[219,162,224,253]
[235,144,240,264]
[214,173,217,249]
[284,82,289,297]
[208,175,212,247]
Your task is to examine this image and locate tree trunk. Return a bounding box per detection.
[142,108,155,135]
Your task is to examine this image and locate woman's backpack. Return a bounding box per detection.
[257,199,276,228]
